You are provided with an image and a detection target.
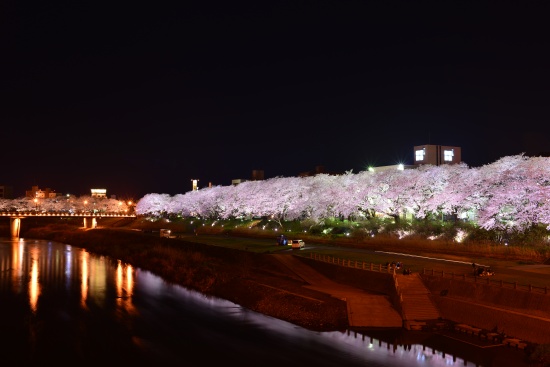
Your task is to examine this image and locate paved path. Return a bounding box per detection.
[271,254,403,328]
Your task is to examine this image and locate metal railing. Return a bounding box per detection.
[308,252,405,317]
[306,253,549,295]
[308,252,397,273]
[422,268,549,295]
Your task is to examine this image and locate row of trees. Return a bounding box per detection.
[0,195,133,214]
[135,154,550,234]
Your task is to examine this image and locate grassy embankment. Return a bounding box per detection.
[116,216,550,287]
[9,215,550,288]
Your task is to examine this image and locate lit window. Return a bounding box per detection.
[444,149,454,162]
[415,149,425,161]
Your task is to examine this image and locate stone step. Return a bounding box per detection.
[396,275,441,321]
[403,308,440,320]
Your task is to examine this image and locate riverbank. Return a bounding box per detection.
[13,219,550,359]
[22,224,350,332]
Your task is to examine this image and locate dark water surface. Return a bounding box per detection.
[0,238,529,366]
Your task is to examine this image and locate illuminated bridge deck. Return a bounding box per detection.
[0,211,135,218]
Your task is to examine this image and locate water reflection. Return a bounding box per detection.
[0,237,529,366]
[116,259,135,314]
[29,249,40,312]
[81,250,88,307]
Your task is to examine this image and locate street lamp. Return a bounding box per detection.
[191,179,199,191]
[127,201,134,213]
[33,198,38,211]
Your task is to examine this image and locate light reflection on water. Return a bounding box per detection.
[0,237,525,366]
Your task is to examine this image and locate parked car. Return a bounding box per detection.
[291,239,305,249]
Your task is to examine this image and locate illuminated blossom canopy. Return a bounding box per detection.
[2,154,547,234]
[135,154,550,233]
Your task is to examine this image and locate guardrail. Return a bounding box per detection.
[306,253,549,295]
[308,252,397,273]
[307,253,404,318]
[422,268,549,294]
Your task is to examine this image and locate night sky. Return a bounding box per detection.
[2,1,549,199]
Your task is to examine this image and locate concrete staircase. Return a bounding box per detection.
[395,273,440,325]
[272,254,403,328]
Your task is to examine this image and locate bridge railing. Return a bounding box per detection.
[0,211,135,217]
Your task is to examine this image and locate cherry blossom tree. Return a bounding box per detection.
[259,176,311,227]
[135,193,173,217]
[9,154,540,237]
[130,155,550,233]
[367,168,420,222]
[351,170,383,220]
[475,155,550,232]
[3,156,550,246]
[417,163,472,219]
[304,173,347,221]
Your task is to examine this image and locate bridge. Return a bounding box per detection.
[0,211,136,238]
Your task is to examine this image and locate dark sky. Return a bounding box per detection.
[1,0,549,199]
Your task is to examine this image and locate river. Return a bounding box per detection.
[0,237,529,366]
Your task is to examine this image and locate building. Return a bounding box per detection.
[231,170,265,186]
[26,186,57,199]
[414,144,461,166]
[231,179,246,186]
[251,170,264,181]
[91,189,107,198]
[368,163,417,173]
[366,144,462,173]
[236,144,462,183]
[299,165,326,177]
[299,165,341,177]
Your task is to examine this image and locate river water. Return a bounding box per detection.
[0,238,529,366]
